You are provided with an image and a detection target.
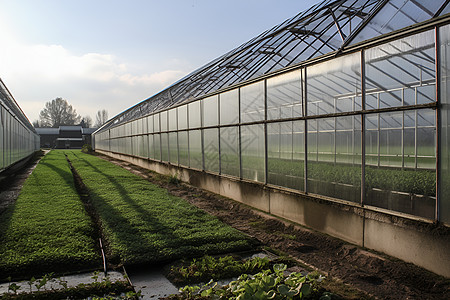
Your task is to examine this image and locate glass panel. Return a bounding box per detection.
[132,136,139,156]
[148,134,154,159]
[267,120,304,190]
[169,132,178,164]
[241,124,264,182]
[365,110,436,219]
[126,137,132,155]
[161,133,169,161]
[417,110,436,169]
[365,30,435,109]
[125,122,132,136]
[378,112,402,167]
[203,95,219,127]
[132,120,138,135]
[220,127,239,177]
[141,117,147,134]
[351,0,446,45]
[307,116,361,203]
[189,130,203,169]
[161,111,168,132]
[169,109,177,131]
[241,81,265,123]
[139,135,148,158]
[307,52,361,116]
[204,128,219,173]
[154,133,161,160]
[154,113,160,132]
[439,2,450,15]
[189,101,202,129]
[147,116,153,134]
[178,131,189,167]
[178,105,188,130]
[220,89,239,125]
[267,70,302,120]
[440,24,450,223]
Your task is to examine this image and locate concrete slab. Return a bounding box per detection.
[128,269,179,299]
[0,271,125,295]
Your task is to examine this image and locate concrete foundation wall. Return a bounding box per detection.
[96,150,450,278]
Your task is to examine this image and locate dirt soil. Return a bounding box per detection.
[0,151,46,215]
[98,154,449,300]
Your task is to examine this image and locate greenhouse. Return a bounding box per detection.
[93,0,450,277]
[0,78,40,173]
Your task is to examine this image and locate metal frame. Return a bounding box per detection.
[94,1,450,223]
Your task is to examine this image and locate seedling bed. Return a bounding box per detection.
[64,150,257,267]
[0,151,101,280]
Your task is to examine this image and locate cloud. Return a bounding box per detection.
[0,40,187,123]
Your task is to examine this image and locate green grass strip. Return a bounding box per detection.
[0,151,101,280]
[65,150,255,265]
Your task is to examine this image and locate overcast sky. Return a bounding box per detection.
[0,0,318,124]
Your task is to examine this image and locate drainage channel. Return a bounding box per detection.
[65,154,108,276]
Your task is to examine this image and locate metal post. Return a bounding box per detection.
[304,68,308,193]
[435,26,441,222]
[361,49,366,206]
[264,79,268,185]
[218,94,222,175]
[187,106,190,168]
[201,102,205,171]
[238,88,242,180]
[402,89,405,169]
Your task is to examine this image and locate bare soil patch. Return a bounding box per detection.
[0,151,46,214]
[99,154,449,300]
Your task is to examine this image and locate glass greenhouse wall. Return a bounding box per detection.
[0,79,40,172]
[94,2,450,224]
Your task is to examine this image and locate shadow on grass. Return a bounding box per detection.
[67,151,180,265]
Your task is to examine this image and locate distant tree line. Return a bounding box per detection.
[32,97,108,128]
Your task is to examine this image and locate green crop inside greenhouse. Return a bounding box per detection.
[92,0,450,277]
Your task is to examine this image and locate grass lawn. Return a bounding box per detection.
[0,151,101,280]
[65,150,255,266]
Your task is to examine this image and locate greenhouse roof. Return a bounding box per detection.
[101,0,449,131]
[0,78,36,133]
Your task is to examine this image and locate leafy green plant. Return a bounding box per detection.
[0,151,100,280]
[169,255,270,285]
[177,264,326,299]
[34,273,53,292]
[0,279,134,300]
[8,283,21,295]
[81,144,93,153]
[168,173,181,185]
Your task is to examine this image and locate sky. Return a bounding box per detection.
[0,0,318,124]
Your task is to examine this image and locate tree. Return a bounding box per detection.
[95,109,108,127]
[32,120,40,128]
[80,116,93,128]
[39,97,81,127]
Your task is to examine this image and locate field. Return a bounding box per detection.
[0,149,255,282]
[65,150,255,266]
[0,151,100,280]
